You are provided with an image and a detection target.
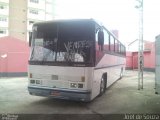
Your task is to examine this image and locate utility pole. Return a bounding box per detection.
[135,0,144,90]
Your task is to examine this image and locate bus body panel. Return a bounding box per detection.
[28,86,91,102]
[28,65,94,101]
[91,54,126,99]
[28,19,126,101]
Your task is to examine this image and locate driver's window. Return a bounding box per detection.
[96,27,104,51]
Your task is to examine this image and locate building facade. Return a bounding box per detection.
[0,0,9,37]
[0,0,53,41]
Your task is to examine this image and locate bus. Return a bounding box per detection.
[28,19,126,102]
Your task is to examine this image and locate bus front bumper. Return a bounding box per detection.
[28,86,91,102]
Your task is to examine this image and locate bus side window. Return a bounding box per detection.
[117,42,120,54]
[116,40,120,54]
[110,35,115,52]
[115,39,118,53]
[98,28,104,51]
[103,30,109,51]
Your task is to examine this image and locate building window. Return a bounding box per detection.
[0,17,7,22]
[0,29,6,34]
[30,0,39,4]
[0,5,5,9]
[29,21,35,25]
[46,0,52,3]
[29,9,38,15]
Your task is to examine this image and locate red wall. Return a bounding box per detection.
[126,52,133,69]
[132,52,138,69]
[0,36,29,74]
[144,42,155,68]
[126,42,155,71]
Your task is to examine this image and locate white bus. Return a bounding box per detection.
[28,19,126,102]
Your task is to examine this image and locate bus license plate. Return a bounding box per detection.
[51,91,60,96]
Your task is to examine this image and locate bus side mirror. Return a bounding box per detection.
[29,32,32,47]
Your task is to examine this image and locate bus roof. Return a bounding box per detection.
[33,18,95,25]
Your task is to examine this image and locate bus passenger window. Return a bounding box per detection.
[98,28,104,51]
[121,45,123,55]
[115,39,118,53]
[110,35,115,52]
[103,31,109,51]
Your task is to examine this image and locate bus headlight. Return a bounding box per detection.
[70,83,77,88]
[70,83,84,88]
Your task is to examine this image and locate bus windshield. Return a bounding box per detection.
[30,21,95,66]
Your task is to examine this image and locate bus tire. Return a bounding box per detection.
[99,74,107,96]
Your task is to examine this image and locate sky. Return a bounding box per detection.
[53,0,160,45]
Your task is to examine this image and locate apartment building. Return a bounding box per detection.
[0,0,9,37]
[0,0,53,41]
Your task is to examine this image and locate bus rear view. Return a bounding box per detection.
[28,19,95,101]
[28,19,126,102]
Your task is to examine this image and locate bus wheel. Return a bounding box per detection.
[99,76,106,96]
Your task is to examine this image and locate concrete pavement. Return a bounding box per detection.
[0,70,159,114]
